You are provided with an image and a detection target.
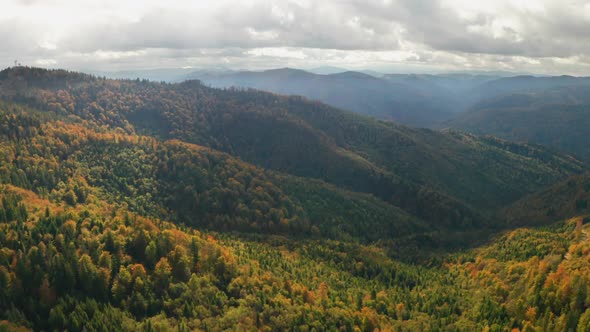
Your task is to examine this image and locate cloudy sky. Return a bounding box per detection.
[2,0,590,74]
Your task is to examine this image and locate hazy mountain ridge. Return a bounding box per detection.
[184,68,472,127]
[448,77,590,161]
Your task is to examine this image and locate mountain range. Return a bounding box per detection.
[447,78,590,161]
[1,66,590,331]
[179,67,590,165]
[183,68,491,127]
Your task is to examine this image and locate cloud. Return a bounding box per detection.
[61,2,401,52]
[391,0,590,58]
[1,0,590,74]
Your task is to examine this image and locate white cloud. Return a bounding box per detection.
[1,0,590,74]
[35,58,57,66]
[247,48,307,59]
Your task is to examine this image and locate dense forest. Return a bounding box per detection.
[0,67,589,331]
[449,101,590,162]
[446,78,590,162]
[184,68,460,128]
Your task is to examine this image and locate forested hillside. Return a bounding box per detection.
[466,75,590,103]
[0,67,590,331]
[184,68,461,127]
[2,174,590,331]
[446,76,590,161]
[449,100,590,161]
[0,103,430,243]
[0,67,584,218]
[501,173,590,227]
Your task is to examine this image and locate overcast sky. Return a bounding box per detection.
[2,0,590,74]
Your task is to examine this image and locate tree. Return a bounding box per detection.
[578,309,590,332]
[64,189,77,206]
[168,246,191,282]
[145,241,158,269]
[154,257,172,291]
[112,266,132,302]
[78,254,98,294]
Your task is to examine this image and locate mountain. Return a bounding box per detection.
[1,67,584,224]
[467,75,590,102]
[501,173,590,226]
[447,81,590,160]
[306,66,349,75]
[1,67,590,331]
[185,68,467,127]
[449,103,590,161]
[453,75,590,117]
[0,102,429,243]
[3,166,590,331]
[87,69,590,137]
[383,73,498,96]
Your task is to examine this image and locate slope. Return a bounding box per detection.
[447,86,590,161]
[1,163,590,331]
[1,69,590,332]
[0,67,585,227]
[187,68,457,127]
[467,75,590,102]
[501,173,590,226]
[0,102,425,243]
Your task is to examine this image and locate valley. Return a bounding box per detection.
[0,67,589,330]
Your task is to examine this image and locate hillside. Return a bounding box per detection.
[0,67,585,225]
[466,75,590,103]
[382,73,498,110]
[0,103,429,244]
[0,67,590,331]
[185,70,590,133]
[186,68,461,127]
[447,86,590,161]
[2,168,590,330]
[501,173,590,226]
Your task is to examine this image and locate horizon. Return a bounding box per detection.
[2,64,577,81]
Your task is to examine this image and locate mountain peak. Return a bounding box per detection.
[261,67,312,76]
[328,71,377,79]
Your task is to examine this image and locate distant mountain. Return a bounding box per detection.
[447,78,590,160]
[383,73,498,95]
[87,69,590,135]
[468,75,590,100]
[95,68,586,131]
[184,68,486,127]
[306,66,384,77]
[306,66,349,75]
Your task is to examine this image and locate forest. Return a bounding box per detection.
[0,67,589,331]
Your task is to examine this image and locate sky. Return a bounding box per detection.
[2,0,590,75]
